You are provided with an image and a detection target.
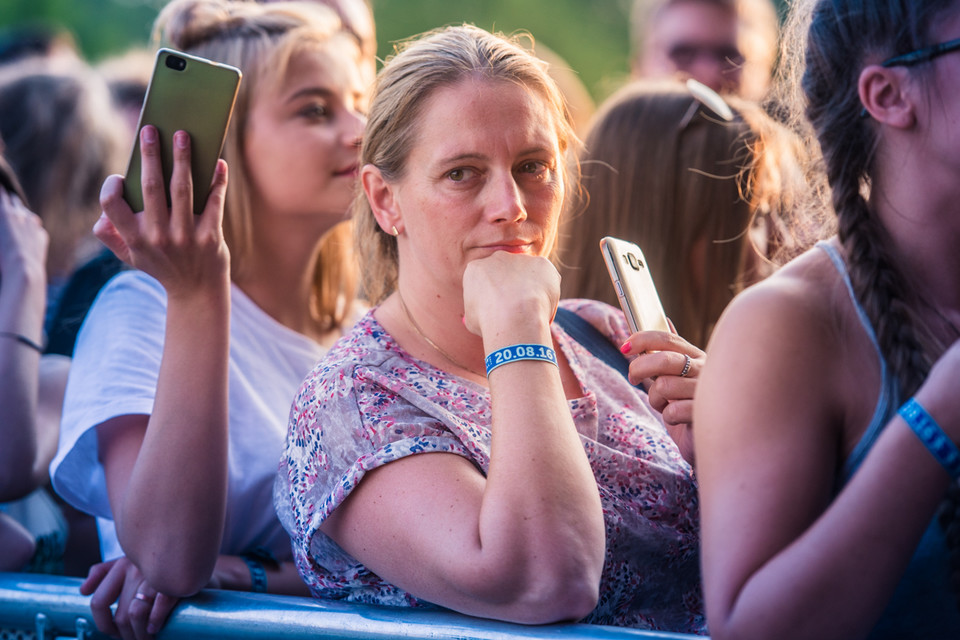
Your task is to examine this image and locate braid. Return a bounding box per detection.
[795,0,960,608]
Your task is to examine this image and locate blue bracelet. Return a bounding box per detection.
[898,397,960,479]
[485,343,558,376]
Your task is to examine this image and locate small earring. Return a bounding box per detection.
[391,225,399,237]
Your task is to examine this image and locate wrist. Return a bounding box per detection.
[485,343,558,376]
[898,397,960,479]
[476,298,554,348]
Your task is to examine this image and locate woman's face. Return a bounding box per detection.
[386,77,565,291]
[243,41,366,225]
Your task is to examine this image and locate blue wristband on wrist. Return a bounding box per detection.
[899,397,960,479]
[485,343,558,376]
[241,547,276,593]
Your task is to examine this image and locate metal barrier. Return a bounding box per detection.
[0,573,705,640]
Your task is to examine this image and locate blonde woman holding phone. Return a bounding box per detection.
[49,1,366,637]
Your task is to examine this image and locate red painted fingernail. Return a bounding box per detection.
[620,341,631,354]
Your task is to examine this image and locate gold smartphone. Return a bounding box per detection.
[123,48,242,215]
[600,236,670,334]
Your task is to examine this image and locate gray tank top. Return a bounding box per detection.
[819,242,959,639]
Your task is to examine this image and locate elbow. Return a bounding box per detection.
[483,558,603,624]
[131,550,217,598]
[140,563,211,598]
[520,575,599,624]
[0,462,40,502]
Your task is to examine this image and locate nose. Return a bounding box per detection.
[486,171,526,223]
[342,108,366,148]
[687,56,741,95]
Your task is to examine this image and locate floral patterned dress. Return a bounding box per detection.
[275,299,704,633]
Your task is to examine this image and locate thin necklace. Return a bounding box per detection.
[396,291,486,378]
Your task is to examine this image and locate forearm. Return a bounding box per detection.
[212,555,310,596]
[475,322,604,619]
[116,287,231,596]
[709,420,950,640]
[0,274,46,499]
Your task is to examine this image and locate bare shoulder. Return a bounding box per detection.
[695,244,850,487]
[708,245,844,367]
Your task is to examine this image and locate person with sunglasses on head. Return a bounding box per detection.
[560,78,813,350]
[695,1,960,639]
[276,24,706,633]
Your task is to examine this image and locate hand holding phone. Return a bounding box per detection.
[600,236,670,334]
[123,48,241,215]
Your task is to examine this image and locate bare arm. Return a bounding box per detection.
[323,253,605,624]
[0,188,48,501]
[94,126,231,597]
[695,277,957,640]
[0,512,35,571]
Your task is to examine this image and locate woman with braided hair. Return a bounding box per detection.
[694,1,960,639]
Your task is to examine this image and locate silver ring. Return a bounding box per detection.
[679,354,691,377]
[134,592,154,604]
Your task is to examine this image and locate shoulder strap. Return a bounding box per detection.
[554,307,631,381]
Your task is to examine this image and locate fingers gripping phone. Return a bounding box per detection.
[600,236,670,334]
[123,48,241,215]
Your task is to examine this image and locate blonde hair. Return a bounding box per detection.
[154,0,359,331]
[559,80,815,347]
[354,24,579,304]
[0,58,126,278]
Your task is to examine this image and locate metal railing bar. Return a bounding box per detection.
[0,573,705,640]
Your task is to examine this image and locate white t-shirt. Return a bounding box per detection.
[50,270,327,562]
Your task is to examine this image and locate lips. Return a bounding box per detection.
[481,240,535,253]
[333,164,358,178]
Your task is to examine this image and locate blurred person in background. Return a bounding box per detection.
[559,79,814,348]
[0,55,127,578]
[0,148,51,572]
[629,0,779,101]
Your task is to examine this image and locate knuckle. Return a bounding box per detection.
[170,180,192,202]
[141,176,165,198]
[89,591,113,610]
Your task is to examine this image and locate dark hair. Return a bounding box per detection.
[779,0,959,605]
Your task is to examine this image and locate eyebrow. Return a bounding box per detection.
[285,87,335,104]
[437,147,554,166]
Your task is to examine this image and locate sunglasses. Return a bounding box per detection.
[880,35,960,67]
[679,78,734,130]
[861,36,960,117]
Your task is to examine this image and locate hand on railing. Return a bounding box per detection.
[82,557,179,640]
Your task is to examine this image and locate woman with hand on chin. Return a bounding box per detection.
[49,1,366,637]
[276,25,705,633]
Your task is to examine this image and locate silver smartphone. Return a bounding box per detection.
[600,236,670,333]
[123,48,242,215]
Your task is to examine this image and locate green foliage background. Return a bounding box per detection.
[0,0,787,103]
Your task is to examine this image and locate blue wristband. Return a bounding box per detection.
[899,397,960,479]
[485,343,558,376]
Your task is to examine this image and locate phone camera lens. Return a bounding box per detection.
[166,55,187,71]
[626,252,643,271]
